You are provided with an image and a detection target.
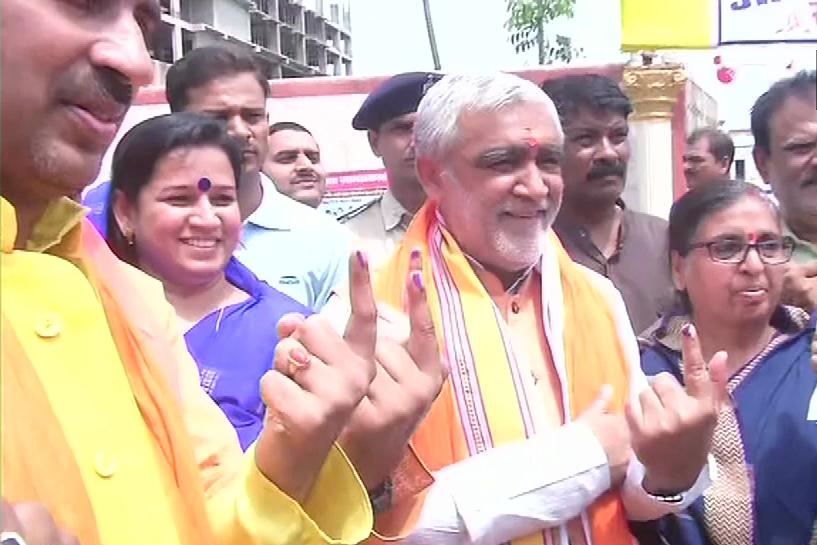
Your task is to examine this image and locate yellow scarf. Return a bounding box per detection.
[373,202,635,544]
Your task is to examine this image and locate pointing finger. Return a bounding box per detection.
[681,324,712,399]
[707,350,730,409]
[405,249,445,380]
[343,251,377,362]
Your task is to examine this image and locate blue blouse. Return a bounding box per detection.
[184,257,312,450]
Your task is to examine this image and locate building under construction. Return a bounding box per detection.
[152,0,352,84]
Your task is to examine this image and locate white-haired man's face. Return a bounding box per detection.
[419,101,564,274]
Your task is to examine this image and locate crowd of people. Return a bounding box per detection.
[3,2,817,545]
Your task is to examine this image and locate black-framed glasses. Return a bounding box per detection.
[686,235,795,265]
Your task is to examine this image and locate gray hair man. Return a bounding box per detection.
[370,73,724,544]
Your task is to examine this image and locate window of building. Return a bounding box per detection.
[734,159,745,180]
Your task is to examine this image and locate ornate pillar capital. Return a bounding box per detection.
[622,63,687,121]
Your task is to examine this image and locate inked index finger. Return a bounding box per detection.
[405,248,446,380]
[680,323,712,399]
[343,250,377,362]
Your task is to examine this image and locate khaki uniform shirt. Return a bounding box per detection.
[340,190,412,272]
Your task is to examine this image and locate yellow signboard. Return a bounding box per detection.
[620,0,716,51]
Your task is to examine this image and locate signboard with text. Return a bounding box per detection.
[720,0,817,44]
[325,169,389,194]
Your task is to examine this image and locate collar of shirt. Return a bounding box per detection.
[1,196,87,254]
[380,189,412,232]
[553,198,628,263]
[243,174,296,232]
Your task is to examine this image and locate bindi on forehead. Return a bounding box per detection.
[197,177,212,192]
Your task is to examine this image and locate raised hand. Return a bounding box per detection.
[340,248,448,491]
[625,324,728,494]
[781,261,817,312]
[579,385,631,489]
[254,251,378,503]
[2,500,79,545]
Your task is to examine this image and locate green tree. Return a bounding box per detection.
[505,0,582,65]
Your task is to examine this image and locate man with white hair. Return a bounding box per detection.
[371,73,725,545]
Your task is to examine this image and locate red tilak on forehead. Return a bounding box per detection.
[523,136,539,156]
[747,232,759,243]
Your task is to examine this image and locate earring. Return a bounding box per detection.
[124,229,134,246]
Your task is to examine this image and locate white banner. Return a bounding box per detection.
[720,0,817,44]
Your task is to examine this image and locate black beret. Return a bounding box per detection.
[352,71,444,131]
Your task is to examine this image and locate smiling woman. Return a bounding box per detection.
[105,112,313,449]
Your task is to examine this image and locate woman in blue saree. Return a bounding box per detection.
[104,112,311,450]
[637,180,817,544]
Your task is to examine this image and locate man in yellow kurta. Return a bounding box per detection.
[371,73,728,545]
[0,2,385,544]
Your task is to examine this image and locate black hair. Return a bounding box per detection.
[751,70,816,153]
[165,46,270,113]
[668,179,778,312]
[687,127,735,167]
[269,121,313,136]
[540,74,633,124]
[105,112,243,266]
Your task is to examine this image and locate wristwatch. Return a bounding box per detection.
[368,477,394,513]
[1,532,28,545]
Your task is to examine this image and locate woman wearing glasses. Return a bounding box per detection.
[638,180,817,545]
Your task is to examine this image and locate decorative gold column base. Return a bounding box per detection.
[622,63,687,121]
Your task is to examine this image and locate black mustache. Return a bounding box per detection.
[92,66,133,108]
[587,162,626,181]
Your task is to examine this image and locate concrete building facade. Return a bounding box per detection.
[152,0,352,84]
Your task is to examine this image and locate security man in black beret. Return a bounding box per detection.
[340,71,443,270]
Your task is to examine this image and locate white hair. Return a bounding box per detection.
[414,72,563,162]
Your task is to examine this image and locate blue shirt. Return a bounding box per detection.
[82,181,112,236]
[235,175,351,310]
[185,257,312,450]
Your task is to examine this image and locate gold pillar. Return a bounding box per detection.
[622,63,687,120]
[620,62,688,217]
